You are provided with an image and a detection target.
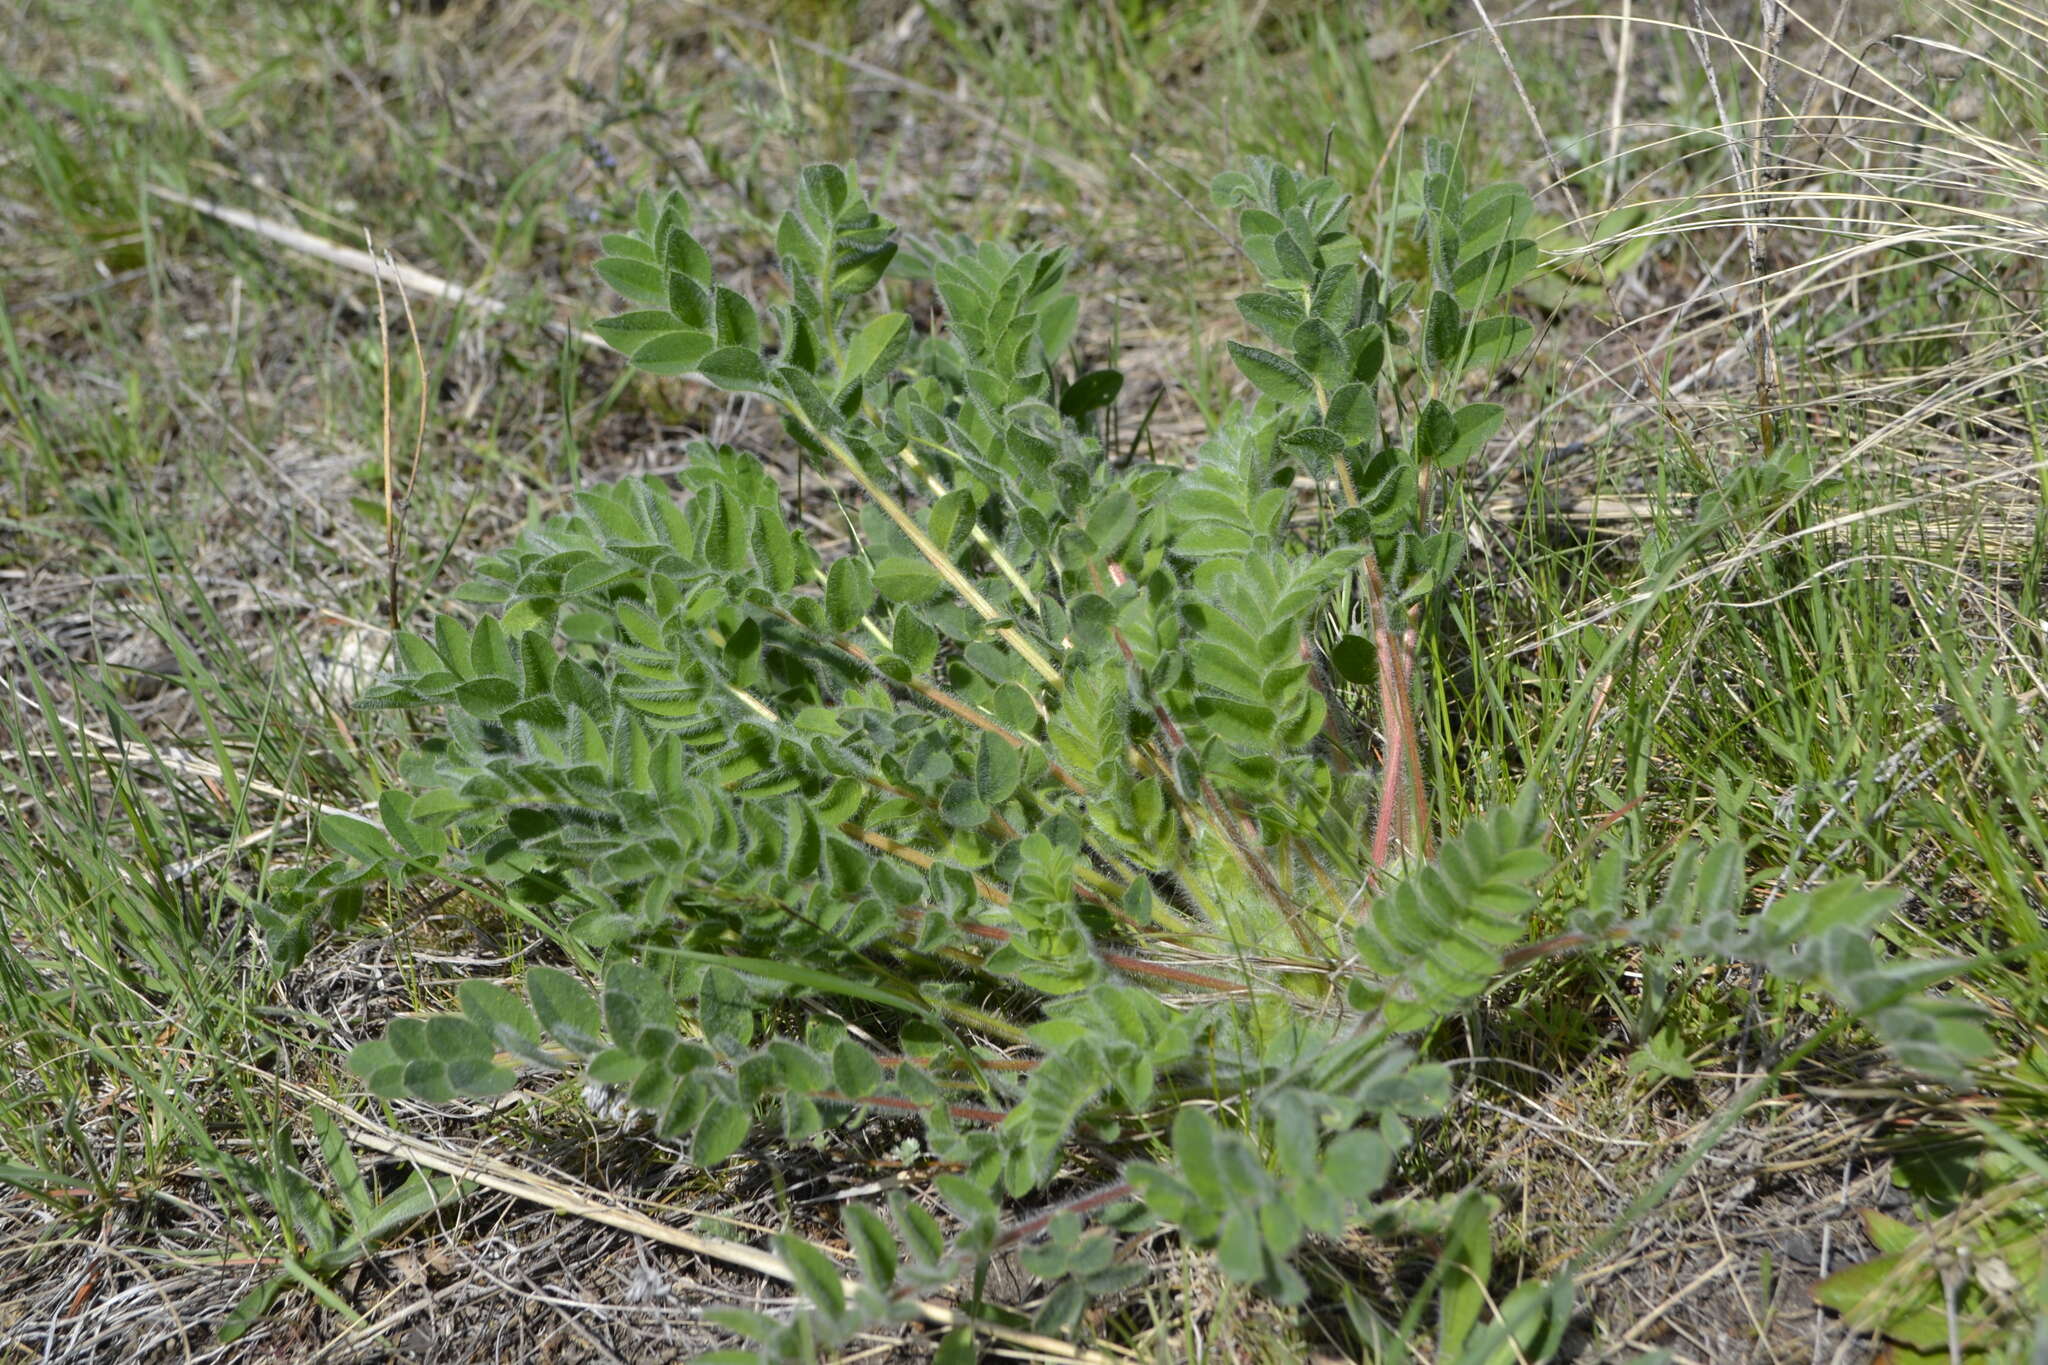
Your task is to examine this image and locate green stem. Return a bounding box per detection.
[792,415,1063,688]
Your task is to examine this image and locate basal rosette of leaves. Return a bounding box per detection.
[290,156,1990,1360]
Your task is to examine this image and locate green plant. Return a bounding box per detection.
[307,157,1989,1360]
[1341,1191,1572,1365]
[1812,1049,2048,1363]
[214,1111,473,1343]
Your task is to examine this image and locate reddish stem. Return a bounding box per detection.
[992,1180,1136,1252]
[948,917,1250,994]
[826,1091,1009,1125]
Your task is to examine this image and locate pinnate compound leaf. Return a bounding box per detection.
[309,158,1886,1353]
[1351,799,1549,1028]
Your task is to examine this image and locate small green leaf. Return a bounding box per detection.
[831,1039,883,1098]
[1038,292,1081,359]
[1862,1208,1922,1256]
[799,163,850,217]
[629,331,714,377]
[1237,292,1305,345]
[1346,327,1385,386]
[1422,290,1465,372]
[940,778,990,828]
[469,616,514,678]
[596,256,666,306]
[895,1194,948,1268]
[692,1100,750,1166]
[1060,369,1123,420]
[749,508,798,592]
[778,1233,846,1317]
[218,1276,287,1343]
[824,556,875,631]
[1216,1212,1266,1284]
[1329,632,1376,686]
[974,732,1023,806]
[711,285,760,351]
[1452,238,1540,309]
[1810,1250,1910,1325]
[936,1172,998,1230]
[1461,316,1533,371]
[843,1204,899,1289]
[1290,319,1347,389]
[661,226,713,285]
[840,311,908,389]
[1067,593,1114,649]
[668,272,711,329]
[1437,1193,1494,1358]
[1414,399,1457,464]
[1323,381,1376,440]
[934,1327,977,1365]
[345,1039,399,1082]
[602,231,654,263]
[699,966,756,1051]
[320,813,396,865]
[1227,340,1315,405]
[697,345,773,395]
[424,1014,494,1063]
[832,241,898,298]
[1437,402,1505,466]
[1171,1107,1225,1201]
[1458,182,1532,255]
[458,980,552,1066]
[926,487,977,555]
[528,967,606,1056]
[593,310,680,354]
[872,557,945,605]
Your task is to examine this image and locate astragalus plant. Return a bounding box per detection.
[294,155,1987,1360]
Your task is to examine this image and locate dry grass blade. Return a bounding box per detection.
[291,1088,1129,1364]
[145,184,608,349]
[1,676,364,822]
